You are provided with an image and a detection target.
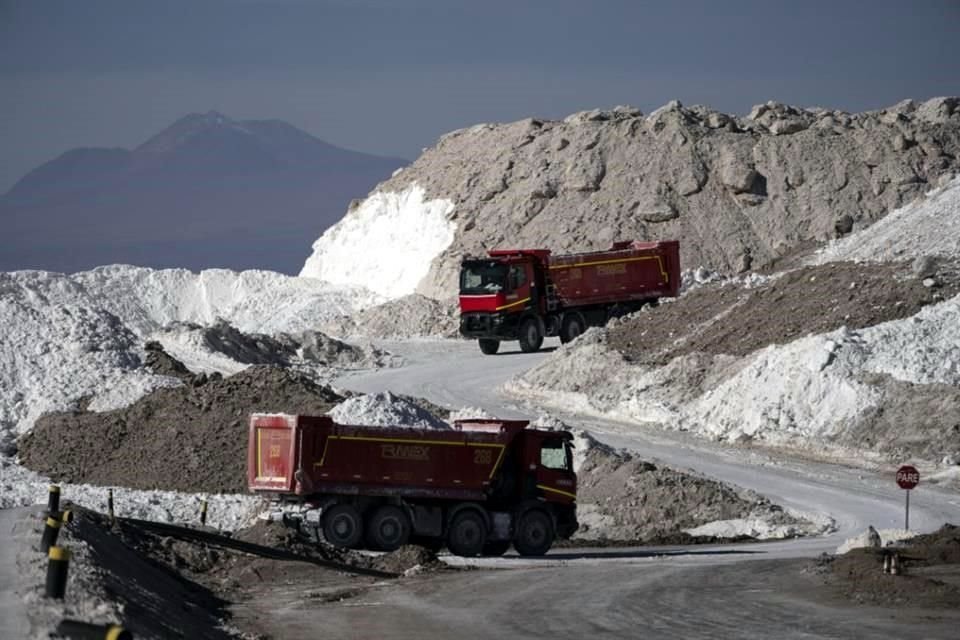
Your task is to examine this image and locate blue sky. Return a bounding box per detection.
[2,0,958,191]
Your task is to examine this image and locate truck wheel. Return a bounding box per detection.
[482,540,511,556]
[366,505,411,552]
[518,318,543,353]
[446,510,487,557]
[478,338,500,355]
[559,314,585,344]
[322,504,363,549]
[513,509,554,556]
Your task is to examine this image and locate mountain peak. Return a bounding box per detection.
[136,110,249,154]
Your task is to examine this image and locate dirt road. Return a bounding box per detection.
[232,553,960,639]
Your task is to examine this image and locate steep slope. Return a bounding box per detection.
[300,97,960,302]
[0,111,407,274]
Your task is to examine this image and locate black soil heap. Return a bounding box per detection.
[19,365,344,493]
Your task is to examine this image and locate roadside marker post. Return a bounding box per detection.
[47,485,60,514]
[896,465,920,530]
[40,515,61,553]
[56,620,132,640]
[45,546,70,599]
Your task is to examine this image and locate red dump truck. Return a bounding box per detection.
[459,240,681,353]
[247,413,578,557]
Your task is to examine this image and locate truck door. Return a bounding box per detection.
[533,436,577,505]
[504,262,534,313]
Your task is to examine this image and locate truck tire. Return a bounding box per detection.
[513,509,554,556]
[559,314,585,344]
[322,504,363,549]
[518,318,543,353]
[446,510,487,557]
[366,505,411,552]
[482,540,511,556]
[478,338,500,355]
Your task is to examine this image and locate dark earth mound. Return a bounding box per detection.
[607,260,959,365]
[143,340,194,381]
[18,366,344,493]
[809,524,960,608]
[573,439,804,542]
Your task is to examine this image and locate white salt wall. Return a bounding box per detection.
[0,266,381,437]
[0,459,262,530]
[812,175,960,263]
[299,183,456,299]
[73,266,382,336]
[512,294,960,453]
[685,295,960,443]
[0,271,175,436]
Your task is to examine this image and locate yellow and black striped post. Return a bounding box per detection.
[45,546,70,599]
[40,515,61,553]
[47,485,61,514]
[55,620,132,639]
[200,499,208,526]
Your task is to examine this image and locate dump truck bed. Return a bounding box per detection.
[549,240,680,306]
[248,414,530,500]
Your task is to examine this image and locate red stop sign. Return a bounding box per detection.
[896,465,920,490]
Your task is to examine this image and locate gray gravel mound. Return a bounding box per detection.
[193,320,298,365]
[144,340,194,381]
[322,294,459,339]
[573,432,807,541]
[296,329,393,368]
[364,98,960,300]
[158,319,393,370]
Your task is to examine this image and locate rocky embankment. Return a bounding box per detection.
[303,97,960,305]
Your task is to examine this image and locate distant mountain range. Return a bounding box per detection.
[0,112,407,274]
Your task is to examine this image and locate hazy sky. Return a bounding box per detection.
[2,0,959,192]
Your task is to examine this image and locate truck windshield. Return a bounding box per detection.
[460,262,507,294]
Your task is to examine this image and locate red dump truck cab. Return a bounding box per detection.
[248,414,578,557]
[459,239,680,354]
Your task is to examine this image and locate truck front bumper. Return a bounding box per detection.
[459,312,517,339]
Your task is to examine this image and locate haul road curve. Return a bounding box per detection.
[231,338,960,639]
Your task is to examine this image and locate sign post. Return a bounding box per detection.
[896,465,920,530]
